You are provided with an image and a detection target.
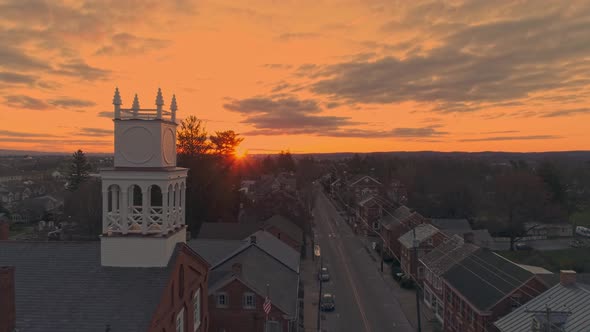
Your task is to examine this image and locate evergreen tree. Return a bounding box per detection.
[67,149,91,192]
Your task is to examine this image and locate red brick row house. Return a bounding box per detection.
[398,223,447,281]
[441,249,551,332]
[190,230,301,332]
[379,207,426,260]
[420,234,479,323]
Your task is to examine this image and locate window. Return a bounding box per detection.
[243,292,256,309]
[193,289,201,331]
[176,308,185,332]
[216,292,228,308]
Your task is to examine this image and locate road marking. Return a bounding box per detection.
[320,194,372,332]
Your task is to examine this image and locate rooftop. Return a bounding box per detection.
[443,249,534,311]
[420,235,479,275]
[494,279,590,331]
[197,222,261,240]
[398,223,440,248]
[264,214,303,243]
[0,241,177,332]
[430,218,472,231]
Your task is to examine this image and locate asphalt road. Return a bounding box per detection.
[313,187,414,332]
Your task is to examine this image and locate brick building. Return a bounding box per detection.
[398,223,447,281]
[379,207,427,260]
[442,249,551,332]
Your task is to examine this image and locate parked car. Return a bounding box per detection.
[319,267,330,281]
[320,293,335,311]
[570,239,585,248]
[515,242,533,250]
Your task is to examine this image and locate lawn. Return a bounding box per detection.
[498,248,590,273]
[571,210,590,227]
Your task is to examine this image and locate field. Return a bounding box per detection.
[571,210,590,227]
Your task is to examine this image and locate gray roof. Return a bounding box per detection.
[442,229,494,248]
[420,235,479,275]
[494,281,590,331]
[187,239,244,265]
[380,206,413,230]
[398,224,440,248]
[443,249,534,311]
[264,215,303,244]
[348,175,382,186]
[192,230,300,274]
[430,218,472,231]
[197,222,261,240]
[211,245,299,317]
[0,241,173,332]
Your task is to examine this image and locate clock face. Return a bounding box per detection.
[120,126,155,164]
[162,128,176,164]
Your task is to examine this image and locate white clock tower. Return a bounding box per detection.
[100,88,188,267]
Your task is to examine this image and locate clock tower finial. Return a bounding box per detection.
[170,94,178,123]
[156,88,164,119]
[113,87,122,119]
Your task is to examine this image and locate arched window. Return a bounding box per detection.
[131,185,142,206]
[150,185,162,206]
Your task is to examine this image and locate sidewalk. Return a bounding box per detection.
[301,237,320,332]
[357,236,438,332]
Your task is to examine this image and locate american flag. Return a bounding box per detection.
[263,296,271,315]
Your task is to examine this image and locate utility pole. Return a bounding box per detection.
[317,255,323,331]
[413,227,422,332]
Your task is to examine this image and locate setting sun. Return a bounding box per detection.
[235,147,248,159]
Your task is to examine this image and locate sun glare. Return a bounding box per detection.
[235,148,248,159]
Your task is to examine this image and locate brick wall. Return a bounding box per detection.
[209,279,290,332]
[0,266,16,332]
[149,245,210,332]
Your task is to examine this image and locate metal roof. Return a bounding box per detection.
[398,223,440,248]
[494,281,590,331]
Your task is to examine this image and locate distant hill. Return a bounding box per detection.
[0,149,112,157]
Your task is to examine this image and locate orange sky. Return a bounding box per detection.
[0,0,589,153]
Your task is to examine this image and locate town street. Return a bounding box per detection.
[312,185,414,332]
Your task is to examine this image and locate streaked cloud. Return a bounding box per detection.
[3,95,50,110]
[459,135,561,142]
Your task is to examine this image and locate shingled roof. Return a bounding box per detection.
[420,235,479,275]
[0,241,176,332]
[398,223,440,249]
[197,222,261,240]
[210,245,299,317]
[443,249,534,312]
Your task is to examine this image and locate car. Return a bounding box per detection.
[319,267,330,281]
[570,239,584,248]
[515,242,533,250]
[320,293,335,311]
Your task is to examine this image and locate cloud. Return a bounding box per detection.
[98,111,113,118]
[0,46,50,71]
[0,71,37,85]
[277,32,321,41]
[3,95,50,110]
[540,108,590,117]
[305,2,590,113]
[0,130,61,138]
[262,64,293,69]
[52,60,111,81]
[49,98,97,108]
[459,135,561,142]
[95,33,172,56]
[77,128,113,137]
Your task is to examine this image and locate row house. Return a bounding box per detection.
[420,234,479,323]
[347,175,382,202]
[379,208,427,260]
[190,230,301,332]
[356,196,384,234]
[441,249,551,332]
[398,223,447,281]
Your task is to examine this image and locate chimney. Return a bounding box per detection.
[560,270,576,286]
[0,222,9,241]
[250,235,257,244]
[463,232,475,244]
[0,266,16,332]
[232,263,242,276]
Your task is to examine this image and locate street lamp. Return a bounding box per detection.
[315,245,322,332]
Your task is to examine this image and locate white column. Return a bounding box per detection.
[175,184,181,227]
[102,190,109,234]
[121,189,129,234]
[141,186,149,234]
[162,189,169,233]
[180,183,186,226]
